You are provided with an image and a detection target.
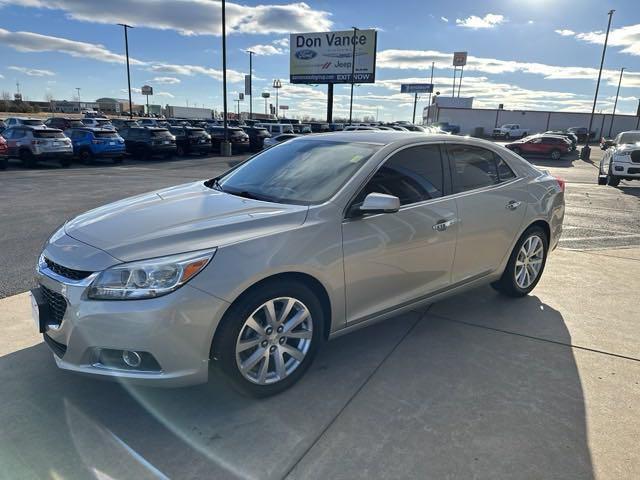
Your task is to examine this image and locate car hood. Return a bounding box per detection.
[64,181,309,262]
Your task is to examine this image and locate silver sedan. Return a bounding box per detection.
[32,132,565,396]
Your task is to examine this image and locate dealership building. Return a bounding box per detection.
[423,97,640,137]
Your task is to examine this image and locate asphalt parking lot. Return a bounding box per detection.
[1,146,639,479]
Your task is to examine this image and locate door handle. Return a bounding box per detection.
[505,200,522,211]
[433,219,458,232]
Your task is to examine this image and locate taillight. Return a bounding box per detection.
[554,176,566,193]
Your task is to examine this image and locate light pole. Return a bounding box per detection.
[118,23,134,118]
[221,0,231,156]
[246,50,254,119]
[582,9,615,160]
[75,87,81,112]
[272,79,282,117]
[348,26,358,125]
[426,61,434,124]
[608,67,624,137]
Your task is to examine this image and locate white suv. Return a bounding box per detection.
[598,130,640,187]
[256,123,294,135]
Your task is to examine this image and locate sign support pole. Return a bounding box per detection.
[426,61,434,124]
[327,83,334,123]
[412,93,418,124]
[348,27,358,125]
[457,65,464,97]
[452,67,457,97]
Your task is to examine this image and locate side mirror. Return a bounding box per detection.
[358,193,400,215]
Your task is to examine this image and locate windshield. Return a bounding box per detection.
[618,132,640,144]
[94,131,119,138]
[217,139,379,204]
[24,120,44,126]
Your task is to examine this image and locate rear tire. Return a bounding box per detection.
[79,149,93,165]
[113,156,124,164]
[0,158,7,170]
[597,175,607,186]
[176,145,185,156]
[492,225,549,297]
[212,280,325,398]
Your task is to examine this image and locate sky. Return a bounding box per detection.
[0,0,639,121]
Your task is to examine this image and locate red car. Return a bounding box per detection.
[505,134,571,160]
[0,135,8,170]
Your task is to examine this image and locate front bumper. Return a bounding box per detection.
[34,150,74,159]
[34,259,230,387]
[611,161,640,179]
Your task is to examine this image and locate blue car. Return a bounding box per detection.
[65,127,126,164]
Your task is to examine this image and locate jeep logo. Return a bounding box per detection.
[295,49,317,60]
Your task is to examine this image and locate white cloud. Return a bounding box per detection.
[151,76,181,85]
[2,0,332,36]
[527,20,534,25]
[555,29,575,36]
[8,65,55,76]
[377,49,640,88]
[456,13,505,29]
[440,16,449,23]
[0,28,144,64]
[273,37,289,47]
[149,63,245,82]
[574,23,640,56]
[0,73,4,78]
[156,91,175,98]
[247,44,284,56]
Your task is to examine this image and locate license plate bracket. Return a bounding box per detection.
[30,287,51,333]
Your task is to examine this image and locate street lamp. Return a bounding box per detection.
[272,79,282,117]
[608,67,625,137]
[118,23,134,118]
[220,0,231,156]
[582,9,615,160]
[246,50,254,119]
[75,87,81,113]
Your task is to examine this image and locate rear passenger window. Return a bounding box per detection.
[496,155,516,181]
[448,145,500,192]
[357,145,444,206]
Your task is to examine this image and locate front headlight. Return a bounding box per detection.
[87,249,216,300]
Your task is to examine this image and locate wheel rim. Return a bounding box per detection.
[515,235,544,289]
[235,297,313,385]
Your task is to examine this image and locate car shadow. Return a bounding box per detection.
[0,292,594,480]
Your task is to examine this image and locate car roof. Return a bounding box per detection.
[300,131,447,144]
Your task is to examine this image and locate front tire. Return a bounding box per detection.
[550,149,561,160]
[212,280,325,397]
[607,174,620,187]
[19,150,36,168]
[79,149,93,165]
[492,226,548,297]
[505,133,511,140]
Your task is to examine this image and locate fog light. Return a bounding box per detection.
[122,350,142,368]
[614,166,624,171]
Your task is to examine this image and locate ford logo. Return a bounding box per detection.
[295,49,317,60]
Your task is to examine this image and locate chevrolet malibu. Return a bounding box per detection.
[32,132,565,397]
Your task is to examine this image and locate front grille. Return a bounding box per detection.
[44,257,93,281]
[41,285,67,325]
[43,333,67,358]
[631,151,640,163]
[628,167,640,174]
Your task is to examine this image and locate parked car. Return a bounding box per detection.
[389,125,410,131]
[31,132,564,396]
[566,127,596,142]
[119,127,177,159]
[65,127,126,164]
[44,117,85,131]
[81,118,113,129]
[263,133,300,148]
[505,134,571,160]
[241,126,271,152]
[343,125,378,131]
[598,130,640,187]
[2,126,73,167]
[492,124,529,139]
[111,119,140,131]
[256,123,295,135]
[430,122,460,134]
[329,123,344,132]
[4,117,45,128]
[169,126,212,156]
[0,119,6,134]
[545,130,578,150]
[206,126,249,150]
[600,137,616,150]
[309,122,330,133]
[293,124,312,134]
[0,135,7,169]
[402,124,427,133]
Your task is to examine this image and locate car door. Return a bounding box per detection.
[3,129,16,155]
[446,143,527,284]
[342,144,458,323]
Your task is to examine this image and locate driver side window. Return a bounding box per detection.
[354,145,444,207]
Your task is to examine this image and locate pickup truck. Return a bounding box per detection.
[492,124,529,139]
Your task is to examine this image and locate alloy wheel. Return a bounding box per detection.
[514,235,544,289]
[235,297,313,385]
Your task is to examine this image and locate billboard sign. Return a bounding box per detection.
[261,92,270,98]
[279,105,289,110]
[238,92,244,100]
[453,51,468,67]
[141,85,153,96]
[400,83,433,94]
[290,29,377,84]
[244,75,251,96]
